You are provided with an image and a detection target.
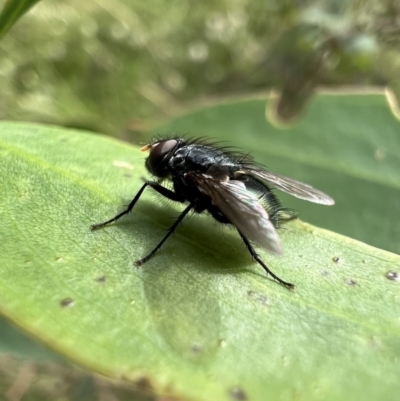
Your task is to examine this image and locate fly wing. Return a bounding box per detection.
[243,168,335,205]
[194,174,282,255]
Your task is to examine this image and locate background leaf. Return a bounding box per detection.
[154,91,400,254]
[0,341,153,401]
[0,120,399,401]
[0,317,65,363]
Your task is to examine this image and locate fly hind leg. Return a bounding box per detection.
[239,233,295,290]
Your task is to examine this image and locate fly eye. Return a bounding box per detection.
[148,139,177,167]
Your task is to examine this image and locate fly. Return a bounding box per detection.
[91,137,334,290]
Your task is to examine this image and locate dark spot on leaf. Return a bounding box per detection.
[345,279,357,286]
[385,271,399,281]
[229,386,247,401]
[191,343,202,353]
[24,260,31,264]
[95,275,106,283]
[320,270,329,276]
[60,298,74,308]
[60,137,68,142]
[124,173,132,178]
[133,376,153,393]
[55,257,63,262]
[369,336,381,350]
[332,257,340,263]
[247,290,269,306]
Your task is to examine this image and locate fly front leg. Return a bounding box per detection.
[135,202,194,266]
[91,181,185,230]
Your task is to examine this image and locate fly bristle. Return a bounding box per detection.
[271,208,298,229]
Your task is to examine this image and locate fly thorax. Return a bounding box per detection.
[205,165,231,181]
[168,153,186,171]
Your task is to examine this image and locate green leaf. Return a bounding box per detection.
[0,0,41,40]
[156,91,400,254]
[0,121,399,401]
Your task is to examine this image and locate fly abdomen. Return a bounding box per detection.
[242,176,292,228]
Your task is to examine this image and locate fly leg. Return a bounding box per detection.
[135,203,194,266]
[91,181,184,230]
[239,233,295,290]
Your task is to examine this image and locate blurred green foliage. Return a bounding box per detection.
[0,0,41,40]
[0,0,399,135]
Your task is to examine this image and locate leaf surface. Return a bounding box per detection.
[0,121,399,401]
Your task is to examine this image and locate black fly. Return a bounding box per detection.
[91,137,334,290]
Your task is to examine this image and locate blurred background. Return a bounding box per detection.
[0,0,399,139]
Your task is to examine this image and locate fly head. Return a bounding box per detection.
[142,139,181,178]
